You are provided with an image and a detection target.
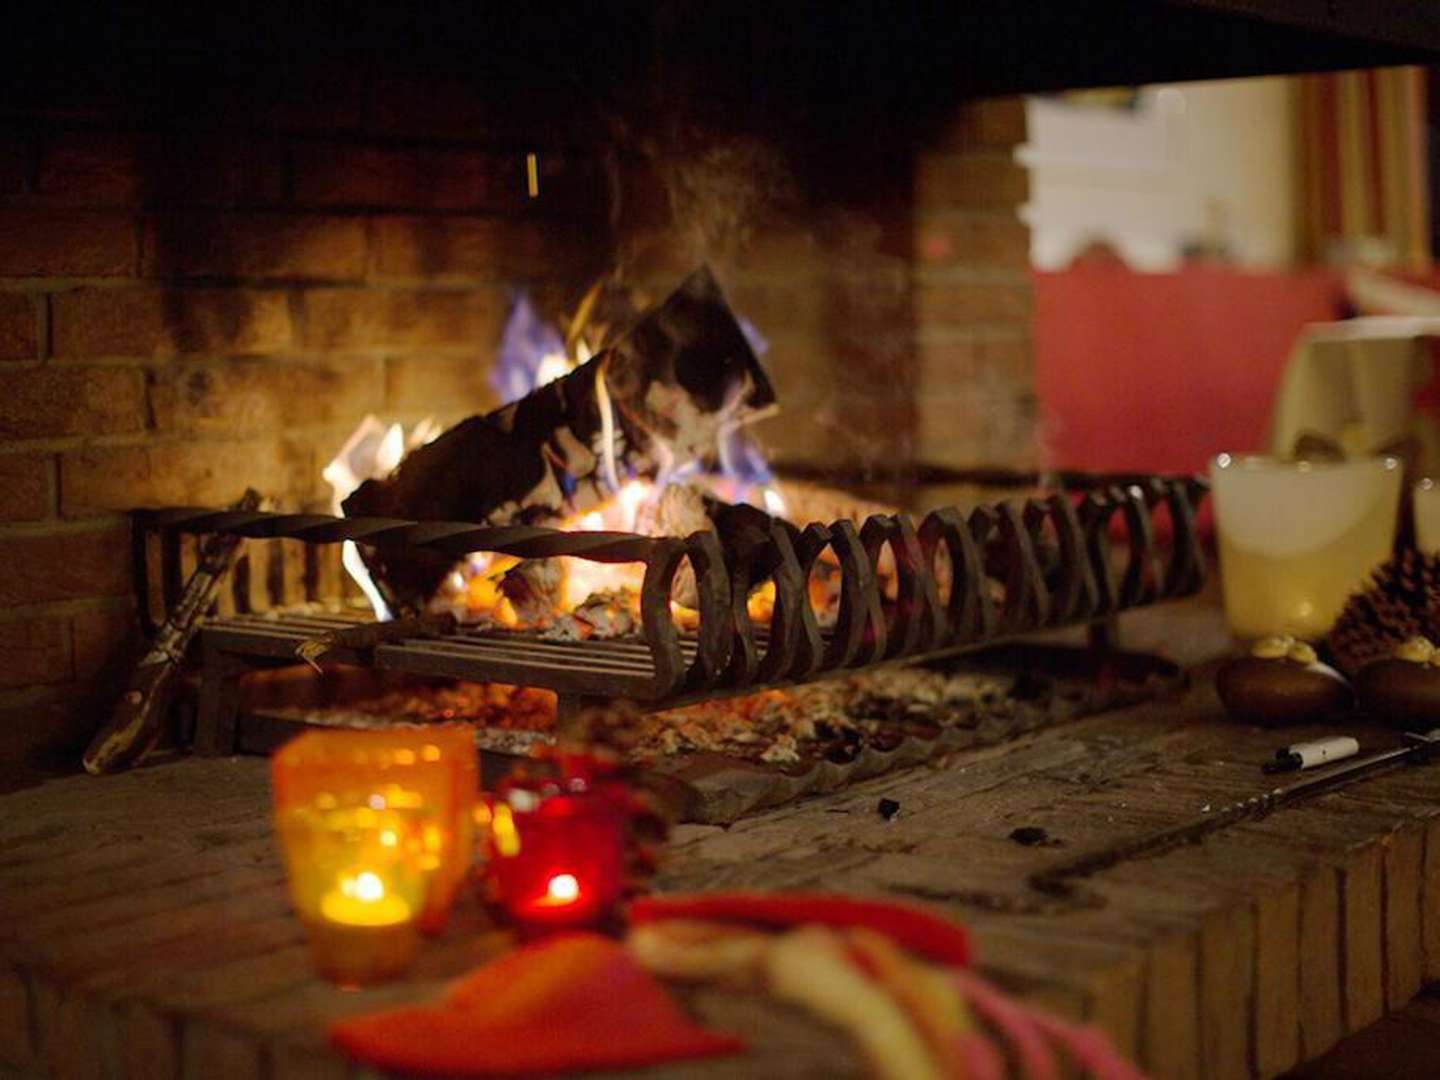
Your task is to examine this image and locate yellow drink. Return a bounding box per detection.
[1218,511,1397,639]
[1211,455,1401,640]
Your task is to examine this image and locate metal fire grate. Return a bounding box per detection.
[132,473,1208,754]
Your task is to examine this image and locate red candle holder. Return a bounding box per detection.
[482,776,627,932]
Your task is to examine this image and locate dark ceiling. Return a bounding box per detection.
[2,1,1434,156]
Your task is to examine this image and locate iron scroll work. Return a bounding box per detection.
[133,474,1208,752]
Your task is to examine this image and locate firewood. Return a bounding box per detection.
[343,266,776,615]
[83,490,261,775]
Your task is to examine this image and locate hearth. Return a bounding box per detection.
[124,457,1204,818]
[3,3,1434,779]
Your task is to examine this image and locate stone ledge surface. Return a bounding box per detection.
[1,637,1438,1078]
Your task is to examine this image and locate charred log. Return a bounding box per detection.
[343,267,776,615]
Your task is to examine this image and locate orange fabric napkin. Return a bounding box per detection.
[330,933,743,1076]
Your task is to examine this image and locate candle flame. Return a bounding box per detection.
[546,873,580,903]
[342,871,387,903]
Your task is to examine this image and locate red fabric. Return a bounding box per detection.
[1034,265,1345,475]
[330,933,742,1076]
[628,891,973,968]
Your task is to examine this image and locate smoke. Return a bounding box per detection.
[654,134,798,265]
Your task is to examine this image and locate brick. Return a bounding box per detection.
[917,335,1034,388]
[915,279,1033,328]
[0,211,136,277]
[38,132,285,207]
[149,357,383,436]
[917,382,1039,468]
[368,73,501,141]
[298,288,504,350]
[616,228,708,283]
[0,134,28,196]
[732,229,823,275]
[61,439,315,517]
[524,151,612,221]
[180,1018,263,1080]
[117,1005,179,1080]
[757,338,833,407]
[937,98,1028,149]
[725,278,827,337]
[71,608,140,681]
[916,151,1028,210]
[141,214,367,281]
[0,454,53,521]
[750,396,916,467]
[270,1040,351,1080]
[292,143,516,212]
[915,212,1030,270]
[0,524,131,606]
[34,981,111,1080]
[0,616,69,689]
[36,132,143,204]
[0,685,100,773]
[0,292,39,361]
[52,288,292,359]
[385,354,499,419]
[0,964,33,1066]
[0,367,146,440]
[372,216,572,281]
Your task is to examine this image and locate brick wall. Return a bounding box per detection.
[0,59,613,774]
[621,98,1033,479]
[915,99,1037,469]
[0,52,1030,776]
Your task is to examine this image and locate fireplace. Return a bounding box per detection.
[6,9,1440,1080]
[0,27,1045,779]
[2,4,1438,785]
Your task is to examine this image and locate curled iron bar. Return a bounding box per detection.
[135,507,666,564]
[135,474,1209,698]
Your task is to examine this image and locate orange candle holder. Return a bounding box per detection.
[272,726,478,984]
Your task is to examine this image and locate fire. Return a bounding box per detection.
[323,415,442,621]
[325,291,788,635]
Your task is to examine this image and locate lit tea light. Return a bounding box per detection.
[272,728,479,984]
[537,873,581,907]
[306,867,420,986]
[321,871,413,926]
[482,782,626,933]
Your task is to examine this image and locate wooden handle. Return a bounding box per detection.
[83,490,261,775]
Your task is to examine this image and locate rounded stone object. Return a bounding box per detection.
[1215,656,1353,727]
[1355,658,1440,729]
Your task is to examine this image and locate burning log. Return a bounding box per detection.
[344,266,776,616]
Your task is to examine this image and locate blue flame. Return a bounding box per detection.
[489,291,777,505]
[738,315,768,360]
[719,428,773,486]
[491,293,566,405]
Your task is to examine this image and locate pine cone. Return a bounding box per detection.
[1327,549,1440,675]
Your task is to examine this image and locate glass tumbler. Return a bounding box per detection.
[1209,454,1401,640]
